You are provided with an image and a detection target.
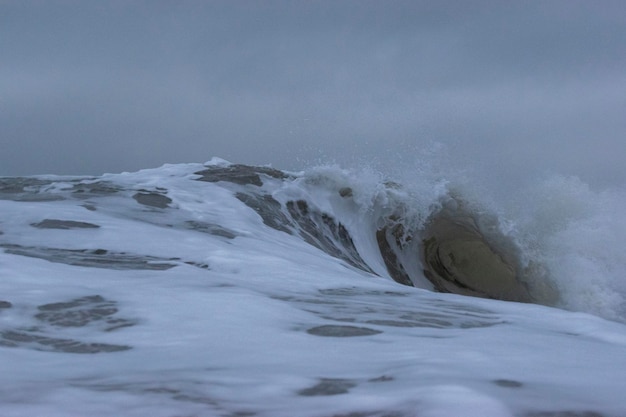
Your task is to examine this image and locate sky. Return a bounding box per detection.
[1,1,625,189]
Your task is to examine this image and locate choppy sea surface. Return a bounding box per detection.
[1,158,625,417]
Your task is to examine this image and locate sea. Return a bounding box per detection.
[1,157,625,417]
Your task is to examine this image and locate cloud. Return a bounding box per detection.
[1,1,625,189]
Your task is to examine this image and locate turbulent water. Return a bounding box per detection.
[1,158,626,417]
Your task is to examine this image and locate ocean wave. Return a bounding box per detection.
[2,158,624,322]
[197,160,626,322]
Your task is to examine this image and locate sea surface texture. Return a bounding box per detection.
[1,159,625,417]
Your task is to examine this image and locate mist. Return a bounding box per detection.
[2,1,625,190]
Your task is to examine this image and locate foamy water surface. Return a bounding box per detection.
[1,158,625,417]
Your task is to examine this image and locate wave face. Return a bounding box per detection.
[196,164,552,304]
[193,161,623,322]
[2,159,626,416]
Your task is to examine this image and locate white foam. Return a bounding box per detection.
[1,161,626,416]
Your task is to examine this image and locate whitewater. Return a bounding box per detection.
[1,157,626,417]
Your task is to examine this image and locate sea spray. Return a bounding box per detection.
[284,162,626,322]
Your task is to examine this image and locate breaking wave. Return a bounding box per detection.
[196,160,626,322]
[2,158,626,323]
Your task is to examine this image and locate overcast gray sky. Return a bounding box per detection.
[2,1,625,188]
